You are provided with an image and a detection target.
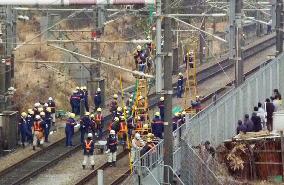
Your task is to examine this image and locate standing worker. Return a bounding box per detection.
[44,108,52,142]
[177,73,184,98]
[19,112,28,148]
[70,90,81,115]
[131,133,145,163]
[265,98,275,131]
[106,130,118,167]
[82,86,89,112]
[94,88,102,110]
[26,109,34,144]
[158,97,165,121]
[66,113,77,147]
[47,97,56,126]
[110,94,118,118]
[151,112,164,139]
[82,133,95,170]
[32,115,44,150]
[95,108,104,139]
[80,112,91,144]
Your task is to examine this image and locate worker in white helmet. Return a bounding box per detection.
[177,72,184,98]
[110,94,118,117]
[134,45,143,70]
[19,112,28,148]
[47,97,56,127]
[66,113,77,147]
[32,115,44,150]
[82,133,95,170]
[94,87,102,110]
[106,130,118,167]
[158,96,165,121]
[94,107,104,139]
[131,132,145,163]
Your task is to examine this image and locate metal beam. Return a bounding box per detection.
[47,39,152,44]
[1,0,155,5]
[48,44,154,78]
[276,0,283,55]
[167,13,227,17]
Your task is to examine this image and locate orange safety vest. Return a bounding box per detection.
[34,121,42,132]
[95,114,102,123]
[119,122,127,132]
[136,122,143,130]
[85,140,93,152]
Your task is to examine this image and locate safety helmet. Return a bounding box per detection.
[82,86,87,90]
[146,35,151,40]
[114,117,119,122]
[126,110,129,114]
[46,107,51,113]
[135,133,141,140]
[175,112,179,117]
[69,113,76,118]
[143,124,149,129]
[80,86,84,90]
[182,111,186,115]
[137,45,142,51]
[40,112,45,116]
[123,106,128,110]
[73,90,78,93]
[28,109,33,114]
[113,94,118,99]
[178,72,183,76]
[90,114,95,118]
[85,112,90,116]
[76,86,80,90]
[120,116,125,120]
[97,107,102,112]
[146,138,152,142]
[155,112,160,117]
[160,97,164,101]
[196,95,200,99]
[44,103,48,107]
[147,133,153,138]
[87,133,93,138]
[137,116,141,120]
[117,107,122,112]
[21,112,27,117]
[30,110,34,115]
[48,97,53,101]
[129,98,133,102]
[35,115,41,120]
[38,107,43,112]
[34,102,40,107]
[130,94,134,98]
[97,88,101,92]
[138,95,143,100]
[110,130,115,135]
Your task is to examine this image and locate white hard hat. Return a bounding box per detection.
[34,102,40,107]
[196,95,200,98]
[160,97,164,101]
[155,112,160,117]
[90,114,95,118]
[97,107,102,112]
[182,111,186,115]
[97,88,101,92]
[87,133,93,138]
[76,86,80,90]
[38,107,43,112]
[40,112,45,116]
[147,35,151,40]
[46,107,51,112]
[129,98,133,102]
[137,45,142,51]
[73,90,78,93]
[85,112,90,116]
[48,97,53,101]
[175,112,179,117]
[35,115,41,120]
[82,86,87,90]
[135,133,141,140]
[138,95,143,100]
[137,116,141,120]
[117,107,122,112]
[114,117,119,122]
[113,94,118,99]
[44,103,48,107]
[110,130,115,135]
[178,72,183,76]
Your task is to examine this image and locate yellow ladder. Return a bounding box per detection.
[134,78,150,133]
[184,50,198,115]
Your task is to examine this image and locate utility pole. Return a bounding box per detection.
[276,0,283,56]
[229,0,244,87]
[163,0,174,184]
[199,17,206,64]
[155,0,163,92]
[90,5,106,107]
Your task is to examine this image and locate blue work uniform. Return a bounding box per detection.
[65,118,76,146]
[26,114,34,143]
[94,92,102,109]
[158,101,165,121]
[151,116,164,139]
[43,113,52,142]
[177,76,184,98]
[70,93,81,115]
[80,116,91,144]
[83,90,89,112]
[19,117,28,146]
[172,116,179,131]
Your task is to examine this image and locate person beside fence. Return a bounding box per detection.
[244,114,254,132]
[236,120,246,134]
[106,130,118,167]
[131,133,145,163]
[251,111,262,132]
[257,103,266,129]
[264,98,275,131]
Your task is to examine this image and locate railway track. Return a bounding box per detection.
[0,35,275,185]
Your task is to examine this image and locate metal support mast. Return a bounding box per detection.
[163,0,174,183]
[276,0,283,56]
[229,0,244,87]
[155,0,163,92]
[199,17,206,64]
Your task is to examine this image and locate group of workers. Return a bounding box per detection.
[69,86,90,115]
[236,89,282,134]
[133,39,153,73]
[18,97,56,150]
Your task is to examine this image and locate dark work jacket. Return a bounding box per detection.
[107,135,118,153]
[151,117,164,135]
[47,101,56,113]
[80,116,91,131]
[251,115,262,132]
[236,124,247,134]
[244,119,254,132]
[265,102,275,119]
[94,93,102,106]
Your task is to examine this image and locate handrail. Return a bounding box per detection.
[134,165,160,185]
[162,164,185,185]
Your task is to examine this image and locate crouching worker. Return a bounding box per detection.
[82,133,95,170]
[32,115,44,150]
[106,130,118,167]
